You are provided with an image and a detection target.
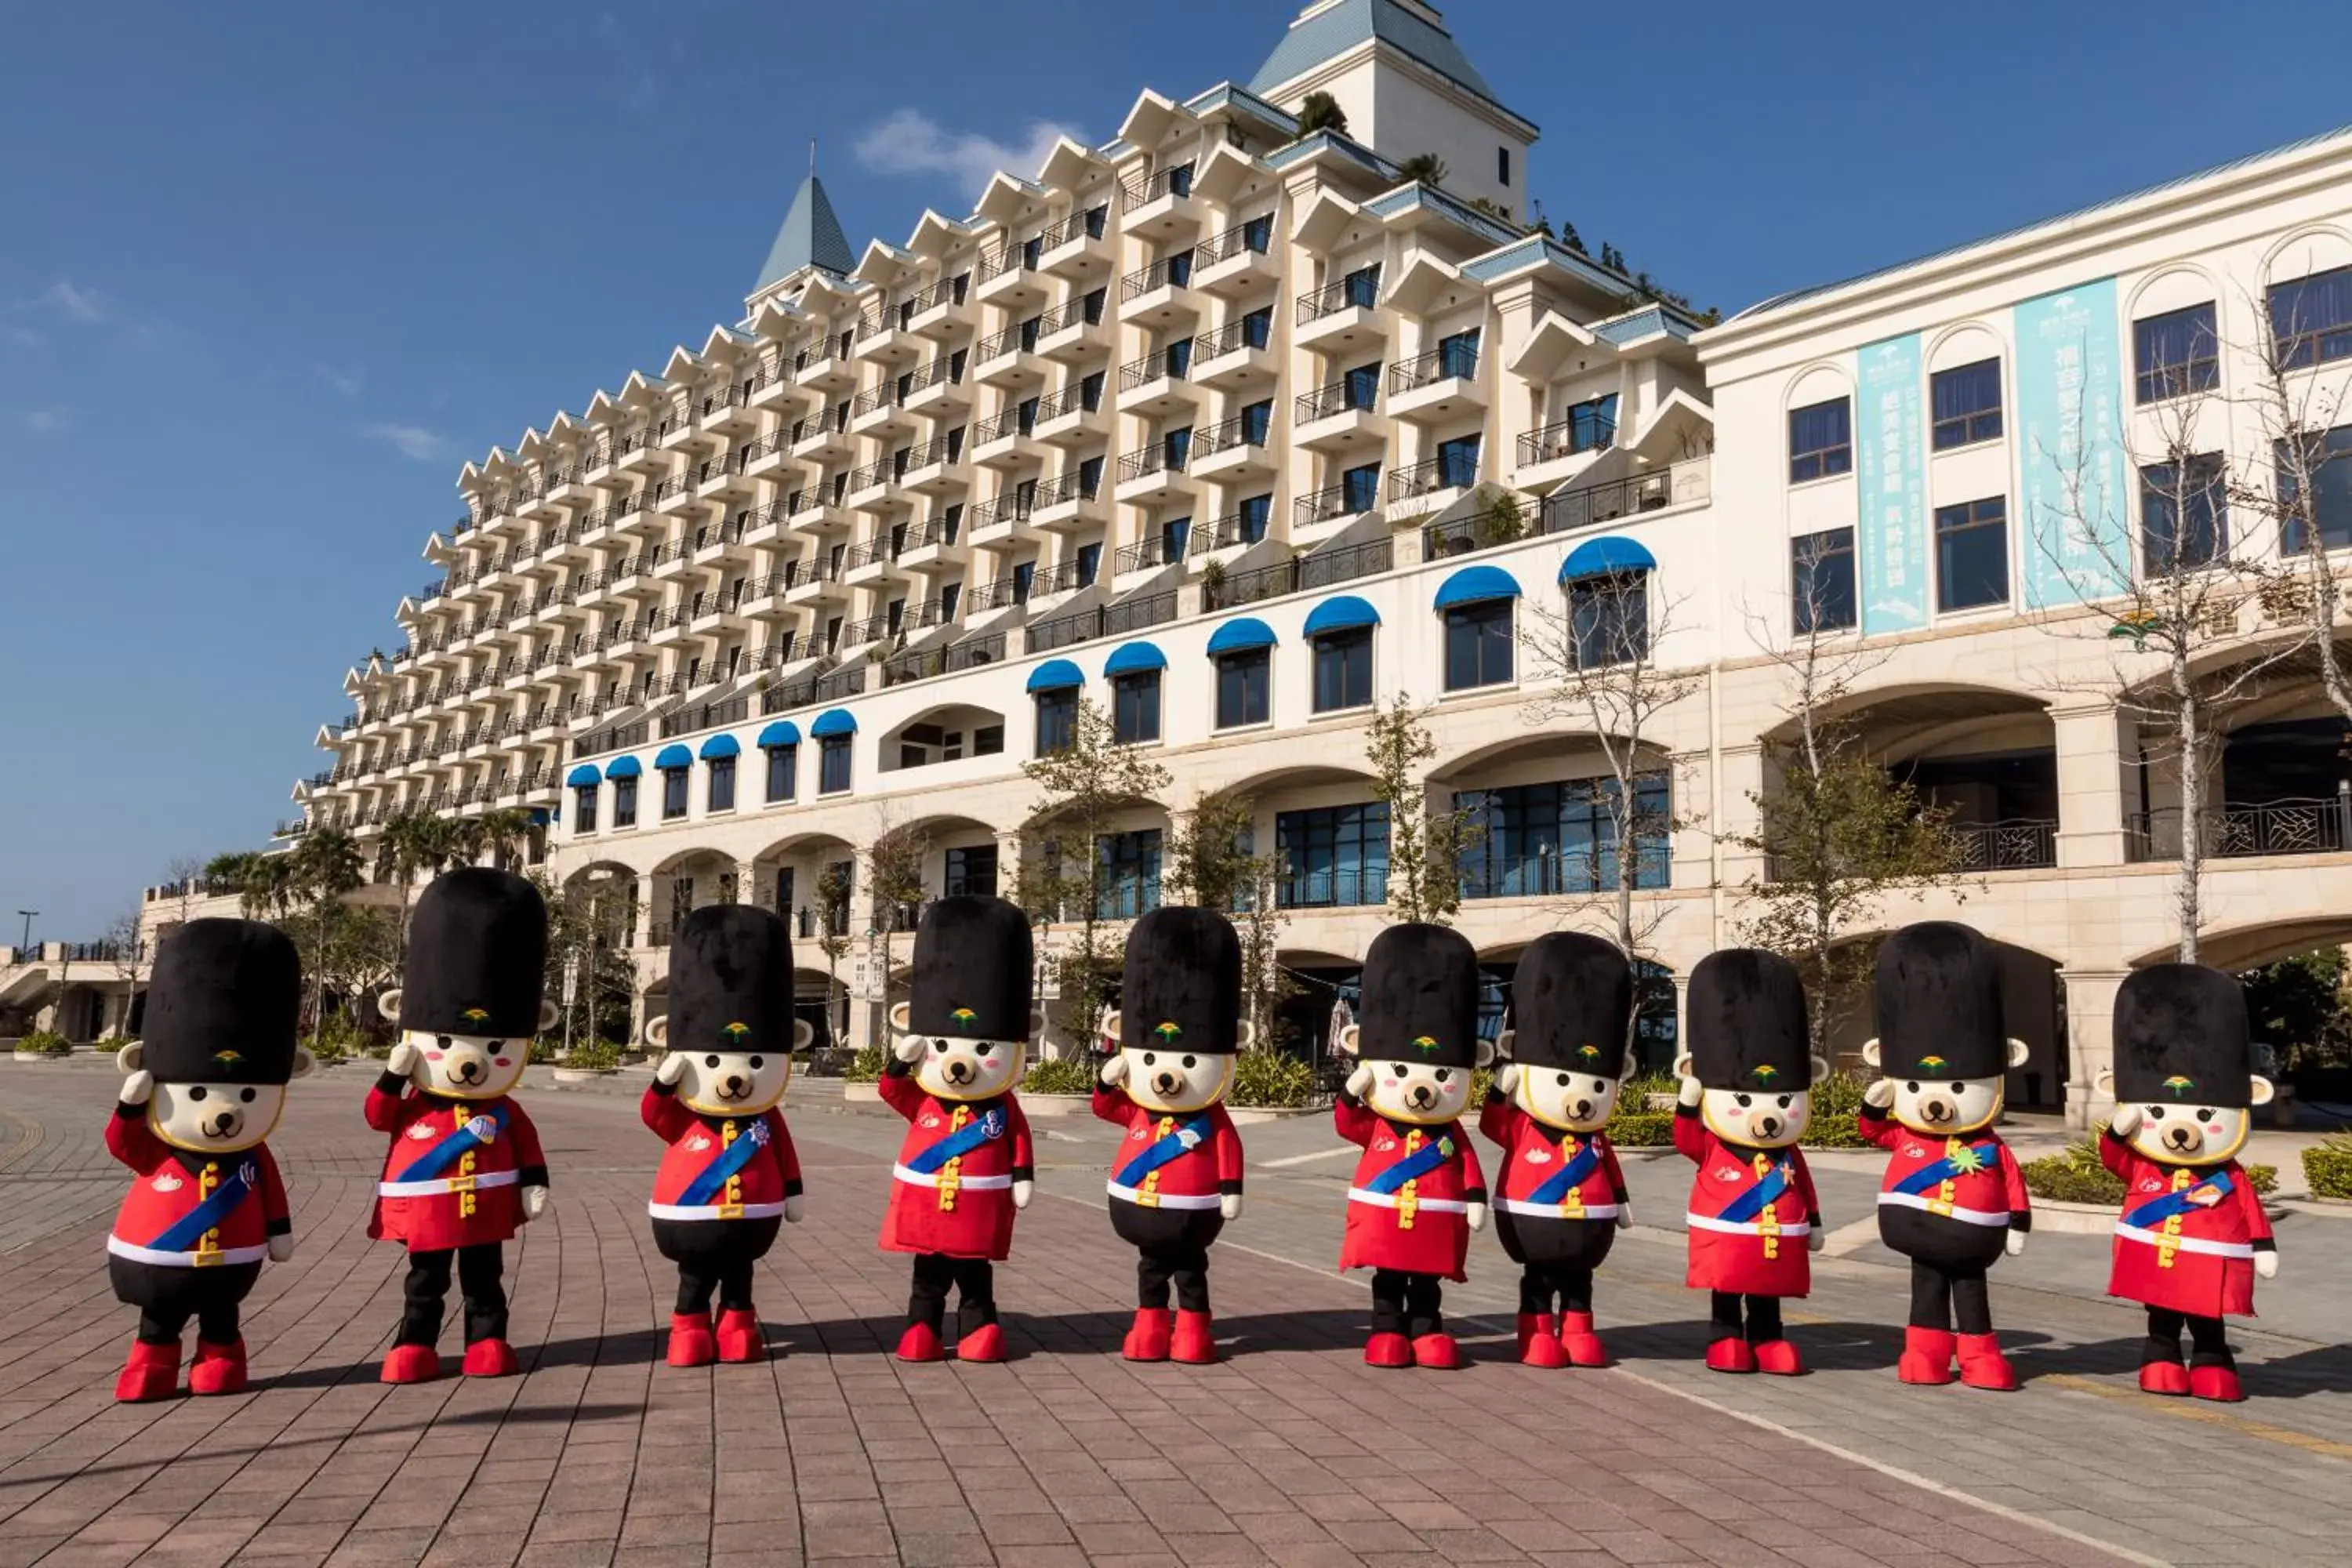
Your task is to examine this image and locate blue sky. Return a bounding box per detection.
[4,0,2348,939]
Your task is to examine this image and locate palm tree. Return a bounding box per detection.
[1294,90,1348,136]
[1397,152,1447,186]
[287,828,364,1051]
[376,810,461,953]
[473,807,539,870]
[204,851,294,918]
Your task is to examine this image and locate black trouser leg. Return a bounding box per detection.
[1137,1249,1173,1311]
[1519,1269,1555,1316]
[2185,1314,2233,1370]
[1708,1290,1744,1343]
[136,1305,191,1347]
[907,1253,952,1332]
[2144,1306,2187,1366]
[1163,1245,1210,1314]
[456,1243,508,1345]
[1909,1261,1955,1331]
[1557,1264,1594,1316]
[718,1254,757,1313]
[953,1259,996,1337]
[1744,1295,1784,1343]
[1404,1274,1443,1339]
[397,1250,456,1346]
[1950,1269,1993,1337]
[1370,1269,1409,1337]
[676,1265,719,1316]
[194,1296,241,1344]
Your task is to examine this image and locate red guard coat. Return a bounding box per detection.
[1334,1096,1486,1281]
[365,1086,546,1251]
[2100,1133,2273,1319]
[1093,1087,1244,1250]
[879,1071,1033,1261]
[106,1111,289,1267]
[1675,1107,1818,1298]
[642,1087,801,1219]
[1479,1098,1627,1269]
[1858,1108,2029,1271]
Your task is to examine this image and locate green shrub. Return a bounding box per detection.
[1231,1051,1319,1109]
[563,1038,621,1073]
[2247,1163,2278,1196]
[842,1044,888,1083]
[2304,1134,2352,1200]
[1022,1054,1098,1095]
[2021,1137,2125,1204]
[1798,1070,1871,1148]
[16,1029,70,1056]
[1468,1065,1494,1105]
[1623,1071,1679,1110]
[1607,1111,1676,1147]
[527,1036,561,1065]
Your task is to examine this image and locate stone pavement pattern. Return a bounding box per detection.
[0,1062,2344,1568]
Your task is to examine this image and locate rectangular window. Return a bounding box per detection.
[1790,528,1857,633]
[573,782,598,833]
[766,744,797,803]
[1312,626,1374,713]
[975,724,1004,756]
[1097,829,1163,919]
[944,843,999,899]
[2278,423,2352,554]
[1215,647,1270,728]
[2134,303,2220,403]
[1934,496,2009,612]
[1238,492,1272,543]
[1011,560,1036,604]
[1242,305,1273,350]
[1112,670,1161,744]
[1077,454,1105,496]
[1436,433,1482,488]
[1437,328,1481,379]
[1497,146,1512,187]
[661,768,689,820]
[613,777,638,828]
[1080,369,1106,411]
[1460,776,1671,898]
[1083,205,1106,240]
[1342,263,1381,310]
[1163,425,1192,470]
[1788,397,1853,483]
[1340,461,1381,514]
[1167,162,1194,199]
[707,757,736,812]
[1343,361,1381,411]
[1164,337,1193,379]
[1569,574,1647,668]
[818,735,852,794]
[2140,455,2227,573]
[1276,802,1390,909]
[1166,249,1194,289]
[1160,515,1191,561]
[1035,688,1077,755]
[2268,266,2352,370]
[1929,359,2003,449]
[1443,600,1515,691]
[1076,542,1102,588]
[773,866,794,916]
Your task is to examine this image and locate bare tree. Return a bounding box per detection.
[813,862,854,1049]
[864,810,933,935]
[1163,790,1293,1052]
[1363,695,1478,924]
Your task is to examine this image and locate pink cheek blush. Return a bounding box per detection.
[494,1058,511,1067]
[2208,1123,2225,1134]
[426,1051,445,1062]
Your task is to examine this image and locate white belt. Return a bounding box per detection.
[377,1169,521,1198]
[1878,1190,2009,1227]
[2115,1223,2254,1259]
[648,1200,788,1221]
[1347,1188,1468,1214]
[1106,1182,1221,1209]
[892,1164,1011,1190]
[1499,1198,1620,1219]
[1686,1212,1812,1237]
[107,1236,269,1268]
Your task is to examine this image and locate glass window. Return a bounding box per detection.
[1497,146,1512,187]
[707,757,735,813]
[1241,305,1273,350]
[1443,600,1515,691]
[613,777,637,828]
[2268,266,2352,370]
[2140,455,2227,573]
[1080,369,1105,411]
[818,735,852,794]
[1166,249,1195,289]
[1241,213,1273,252]
[573,782,598,833]
[1569,573,1647,667]
[1097,829,1163,919]
[945,843,999,898]
[1437,328,1481,379]
[1081,286,1106,325]
[1788,397,1853,482]
[765,744,797,803]
[1167,162,1194,199]
[1459,775,1671,898]
[1238,492,1272,543]
[773,866,795,916]
[1035,688,1077,755]
[2278,423,2352,554]
[1164,338,1193,379]
[1112,670,1161,744]
[1342,263,1381,309]
[1160,516,1191,561]
[1077,453,1105,496]
[1240,399,1273,445]
[1076,542,1102,588]
[1934,496,2009,612]
[1011,561,1035,604]
[1343,362,1381,410]
[1312,626,1373,713]
[1083,205,1106,240]
[2134,304,2220,403]
[1276,802,1389,908]
[1930,359,2003,449]
[1436,433,1481,488]
[1163,426,1192,470]
[662,768,689,820]
[1791,528,1857,633]
[1215,648,1269,729]
[1341,462,1381,513]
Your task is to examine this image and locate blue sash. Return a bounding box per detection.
[680,1120,771,1206]
[1365,1133,1456,1194]
[148,1160,259,1253]
[1526,1137,1603,1205]
[1115,1114,1217,1189]
[1719,1153,1796,1224]
[905,1106,1004,1174]
[2123,1171,2234,1230]
[1893,1138,2003,1196]
[394,1105,509,1184]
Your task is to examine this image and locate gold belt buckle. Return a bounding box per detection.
[1929,1199,1954,1218]
[193,1248,223,1269]
[448,1174,477,1194]
[719,1202,745,1221]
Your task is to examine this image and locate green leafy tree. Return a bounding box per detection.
[1163,791,1294,1053]
[535,871,637,1049]
[2241,948,2351,1072]
[1397,152,1447,185]
[285,827,365,1052]
[270,901,401,1036]
[203,850,294,917]
[1293,90,1348,136]
[1364,696,1476,925]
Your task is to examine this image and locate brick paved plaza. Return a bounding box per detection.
[2,1060,2346,1568]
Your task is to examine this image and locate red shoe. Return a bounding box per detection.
[715,1309,765,1364]
[1956,1333,2019,1392]
[2140,1359,2190,1396]
[1898,1327,1956,1386]
[1122,1308,1172,1362]
[1170,1310,1217,1365]
[461,1338,519,1377]
[1410,1333,1461,1370]
[955,1323,1005,1363]
[1515,1312,1555,1359]
[1753,1339,1806,1377]
[666,1312,716,1368]
[1704,1337,1755,1374]
[1558,1311,1607,1368]
[895,1322,946,1363]
[187,1338,247,1396]
[1364,1331,1413,1368]
[379,1344,440,1385]
[2189,1363,2245,1403]
[114,1341,181,1403]
[1521,1327,1569,1368]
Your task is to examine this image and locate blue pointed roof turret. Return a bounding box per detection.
[753,173,854,296]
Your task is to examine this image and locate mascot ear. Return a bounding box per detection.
[538,999,561,1033]
[377,988,404,1025]
[115,1040,144,1075]
[644,1015,669,1050]
[1475,1037,1497,1069]
[1494,1027,1515,1062]
[1099,1009,1122,1047]
[887,1001,912,1033]
[1029,1008,1048,1042]
[1671,1051,1695,1081]
[1235,1018,1258,1051]
[1334,1023,1360,1058]
[290,1046,318,1081]
[1858,1037,1882,1069]
[2249,1075,2276,1107]
[2092,1066,2115,1098]
[2006,1036,2031,1069]
[1809,1054,1831,1083]
[793,1018,815,1052]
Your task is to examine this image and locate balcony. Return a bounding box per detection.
[1534,459,1709,535]
[849,380,912,435]
[796,338,855,391]
[976,234,1045,305]
[1038,203,1112,278]
[880,630,1006,686]
[615,426,667,474]
[1034,466,1107,530]
[901,430,966,491]
[760,659,866,716]
[2128,800,2351,863]
[1293,478,1382,535]
[786,486,850,533]
[968,488,1034,542]
[784,557,847,607]
[1387,455,1481,520]
[1026,589,1178,655]
[1115,437,1192,504]
[898,512,969,570]
[1276,866,1389,910]
[1191,315,1278,385]
[1036,290,1109,361]
[1295,274,1384,351]
[905,273,971,339]
[902,351,970,415]
[1034,379,1109,446]
[973,319,1044,387]
[1113,530,1189,577]
[1294,377,1385,452]
[1186,506,1270,562]
[1387,344,1483,419]
[971,402,1035,467]
[1118,165,1196,238]
[844,457,897,510]
[792,413,853,463]
[1189,408,1274,481]
[1193,216,1277,296]
[851,302,913,365]
[843,531,906,586]
[1513,408,1617,488]
[1118,252,1198,326]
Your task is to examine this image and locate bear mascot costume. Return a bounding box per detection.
[1093,906,1249,1364]
[2097,963,2280,1403]
[642,903,811,1367]
[880,895,1037,1364]
[1858,921,2033,1391]
[1481,930,1635,1369]
[1332,922,1490,1370]
[367,866,557,1383]
[106,918,311,1402]
[1675,947,1826,1375]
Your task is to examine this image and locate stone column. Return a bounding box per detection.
[633,873,656,949]
[735,859,761,909]
[2052,702,2134,869]
[2060,965,2126,1131]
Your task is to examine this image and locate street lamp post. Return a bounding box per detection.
[15,911,34,953]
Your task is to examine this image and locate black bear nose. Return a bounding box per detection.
[1757,1115,1782,1137]
[1154,1072,1179,1092]
[724,1075,746,1097]
[1572,1100,1593,1120]
[946,1059,972,1080]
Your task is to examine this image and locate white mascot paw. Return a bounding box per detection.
[2005,1228,2027,1258]
[1493,1063,1519,1097]
[2105,1102,2142,1138]
[1011,1178,1033,1210]
[385,1040,422,1079]
[1676,1075,1704,1109]
[1806,1226,1826,1253]
[2256,1250,2279,1280]
[784,1195,806,1224]
[267,1234,296,1263]
[891,1034,927,1065]
[1098,1054,1128,1087]
[1344,1063,1374,1101]
[520,1185,550,1222]
[655,1052,688,1086]
[1465,1201,1488,1233]
[1615,1204,1634,1231]
[1220,1192,1244,1221]
[120,1069,154,1107]
[1862,1078,1896,1109]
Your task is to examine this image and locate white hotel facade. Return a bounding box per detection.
[85,2,2352,1126]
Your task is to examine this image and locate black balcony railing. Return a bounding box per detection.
[1035,468,1101,509]
[1039,203,1109,251]
[970,491,1033,533]
[1115,533,1184,573]
[882,631,1005,686]
[1028,591,1175,655]
[1390,343,1479,394]
[1949,819,2060,871]
[1389,456,1480,504]
[1192,409,1272,459]
[1037,291,1106,336]
[1276,867,1389,909]
[2128,797,2352,862]
[1516,411,1617,467]
[1119,165,1192,205]
[1536,466,1676,535]
[1297,377,1377,423]
[1187,506,1269,557]
[844,533,902,572]
[846,458,893,492]
[977,319,1041,361]
[1297,270,1381,325]
[1294,477,1381,528]
[1120,251,1195,303]
[1204,539,1391,611]
[1035,379,1102,423]
[659,694,752,740]
[1194,315,1272,362]
[1194,216,1274,268]
[978,237,1036,282]
[1117,441,1187,483]
[909,273,969,314]
[849,382,901,419]
[1119,344,1191,392]
[574,718,652,758]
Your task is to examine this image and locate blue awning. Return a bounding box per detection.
[564,763,602,786]
[604,755,643,779]
[1103,641,1167,677]
[700,734,741,760]
[758,720,801,748]
[655,743,693,770]
[1302,595,1380,637]
[1561,536,1657,581]
[1434,564,1522,608]
[1206,616,1277,655]
[1026,659,1084,693]
[810,708,857,739]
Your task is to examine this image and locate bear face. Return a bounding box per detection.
[1698,1085,1812,1148]
[117,1041,314,1154]
[399,1028,529,1101]
[914,1033,1024,1099]
[1116,1047,1231,1113]
[1884,1075,2003,1136]
[1361,1057,1475,1125]
[1515,1063,1624,1132]
[2118,1098,2263,1165]
[643,1016,812,1116]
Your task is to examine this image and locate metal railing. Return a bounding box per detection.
[849,381,901,419]
[1035,468,1100,509]
[1297,272,1381,324]
[1276,867,1388,909]
[1516,412,1617,467]
[1119,165,1192,205]
[1034,379,1101,423]
[881,631,1005,685]
[1948,819,2060,871]
[1194,217,1273,268]
[1120,252,1193,303]
[1297,378,1377,423]
[1119,345,1190,392]
[1204,539,1391,611]
[976,318,1041,361]
[1294,479,1380,528]
[1187,507,1269,557]
[1536,466,1677,535]
[659,694,751,739]
[1117,441,1187,482]
[978,237,1036,282]
[1389,457,1480,504]
[1038,204,1108,251]
[1116,533,1185,573]
[1192,410,1269,459]
[1193,315,1272,361]
[969,491,1033,533]
[1037,291,1105,336]
[1390,344,1479,394]
[2128,797,2352,862]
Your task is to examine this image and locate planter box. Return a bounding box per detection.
[1228,1104,1327,1124]
[551,1066,618,1085]
[13,1049,64,1062]
[844,1080,882,1103]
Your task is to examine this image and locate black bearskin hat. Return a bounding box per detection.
[1356,923,1482,1069]
[2114,964,2254,1106]
[667,905,797,1054]
[1507,931,1632,1076]
[1686,948,1813,1092]
[1120,907,1243,1056]
[398,868,548,1039]
[907,895,1033,1040]
[141,919,303,1083]
[1874,922,2009,1080]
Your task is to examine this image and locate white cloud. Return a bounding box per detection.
[318,363,365,398]
[363,423,448,462]
[23,407,70,434]
[38,279,104,323]
[1,324,40,349]
[853,108,1081,193]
